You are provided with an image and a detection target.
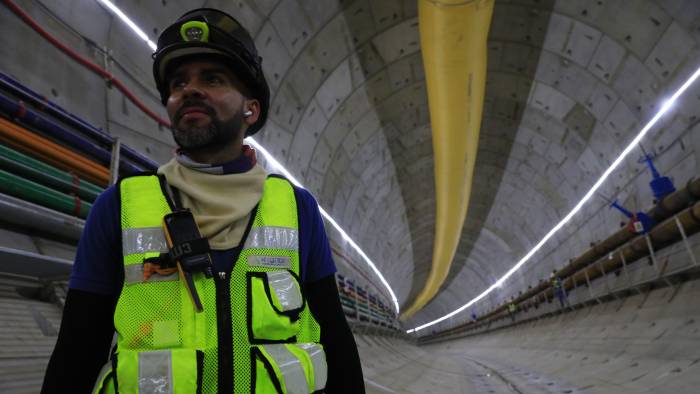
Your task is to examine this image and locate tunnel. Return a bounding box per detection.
[1,0,700,393]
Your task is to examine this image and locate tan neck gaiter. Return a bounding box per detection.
[157,158,267,250]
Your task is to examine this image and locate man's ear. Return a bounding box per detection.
[243,99,261,125]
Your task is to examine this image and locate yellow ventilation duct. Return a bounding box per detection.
[401,0,494,319]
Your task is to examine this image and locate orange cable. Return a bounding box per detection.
[0,116,109,185]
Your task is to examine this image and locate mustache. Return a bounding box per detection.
[174,100,216,124]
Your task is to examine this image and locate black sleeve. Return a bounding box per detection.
[305,275,365,394]
[41,289,118,394]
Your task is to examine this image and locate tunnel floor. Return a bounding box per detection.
[357,275,700,394]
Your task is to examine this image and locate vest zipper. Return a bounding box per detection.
[216,270,233,393]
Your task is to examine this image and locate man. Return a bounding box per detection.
[550,270,569,309]
[507,298,516,322]
[42,8,364,393]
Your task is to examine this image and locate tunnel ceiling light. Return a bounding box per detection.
[93,1,400,314]
[407,64,700,334]
[96,0,157,51]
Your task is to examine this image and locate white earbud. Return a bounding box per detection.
[244,110,253,117]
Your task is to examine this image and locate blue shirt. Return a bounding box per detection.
[69,157,337,296]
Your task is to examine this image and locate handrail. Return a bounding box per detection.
[503,177,700,319]
[425,197,700,341]
[430,178,700,338]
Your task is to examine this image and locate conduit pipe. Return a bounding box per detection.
[0,92,141,175]
[550,178,700,282]
[570,201,700,286]
[401,0,494,319]
[0,169,92,218]
[0,144,103,200]
[0,117,110,186]
[0,192,83,241]
[517,176,699,311]
[2,0,171,128]
[433,199,700,341]
[0,72,158,171]
[0,153,100,202]
[427,176,700,339]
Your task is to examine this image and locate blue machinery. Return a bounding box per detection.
[609,147,676,235]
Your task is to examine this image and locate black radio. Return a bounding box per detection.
[162,209,213,312]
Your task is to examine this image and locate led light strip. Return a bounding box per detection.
[407,65,700,334]
[94,0,400,313]
[96,0,157,51]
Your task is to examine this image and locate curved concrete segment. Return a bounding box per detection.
[3,0,700,392]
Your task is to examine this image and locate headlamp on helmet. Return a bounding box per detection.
[152,8,270,136]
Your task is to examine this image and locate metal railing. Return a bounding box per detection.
[422,193,700,344]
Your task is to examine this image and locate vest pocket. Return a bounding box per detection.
[248,270,304,342]
[252,343,327,394]
[115,348,203,394]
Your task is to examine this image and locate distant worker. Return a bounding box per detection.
[42,8,364,393]
[507,298,517,322]
[550,270,570,309]
[471,311,478,322]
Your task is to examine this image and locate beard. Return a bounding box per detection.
[170,100,244,151]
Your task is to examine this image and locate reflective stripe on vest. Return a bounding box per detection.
[137,350,174,393]
[122,227,168,256]
[297,343,327,392]
[116,349,200,394]
[113,174,325,393]
[266,271,303,311]
[244,226,299,250]
[261,344,309,394]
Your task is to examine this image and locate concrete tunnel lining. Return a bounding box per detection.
[2,0,700,392]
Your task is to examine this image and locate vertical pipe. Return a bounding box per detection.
[110,137,121,185]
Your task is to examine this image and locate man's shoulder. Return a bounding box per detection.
[266,174,319,207]
[91,173,161,222]
[93,184,119,211]
[292,184,317,204]
[89,173,169,210]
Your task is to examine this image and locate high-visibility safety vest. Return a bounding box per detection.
[93,174,327,394]
[551,277,562,289]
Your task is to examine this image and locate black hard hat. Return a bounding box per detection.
[152,8,270,136]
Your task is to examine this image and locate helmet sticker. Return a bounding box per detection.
[179,21,209,43]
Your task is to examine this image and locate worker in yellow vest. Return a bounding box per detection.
[507,298,517,322]
[42,8,364,393]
